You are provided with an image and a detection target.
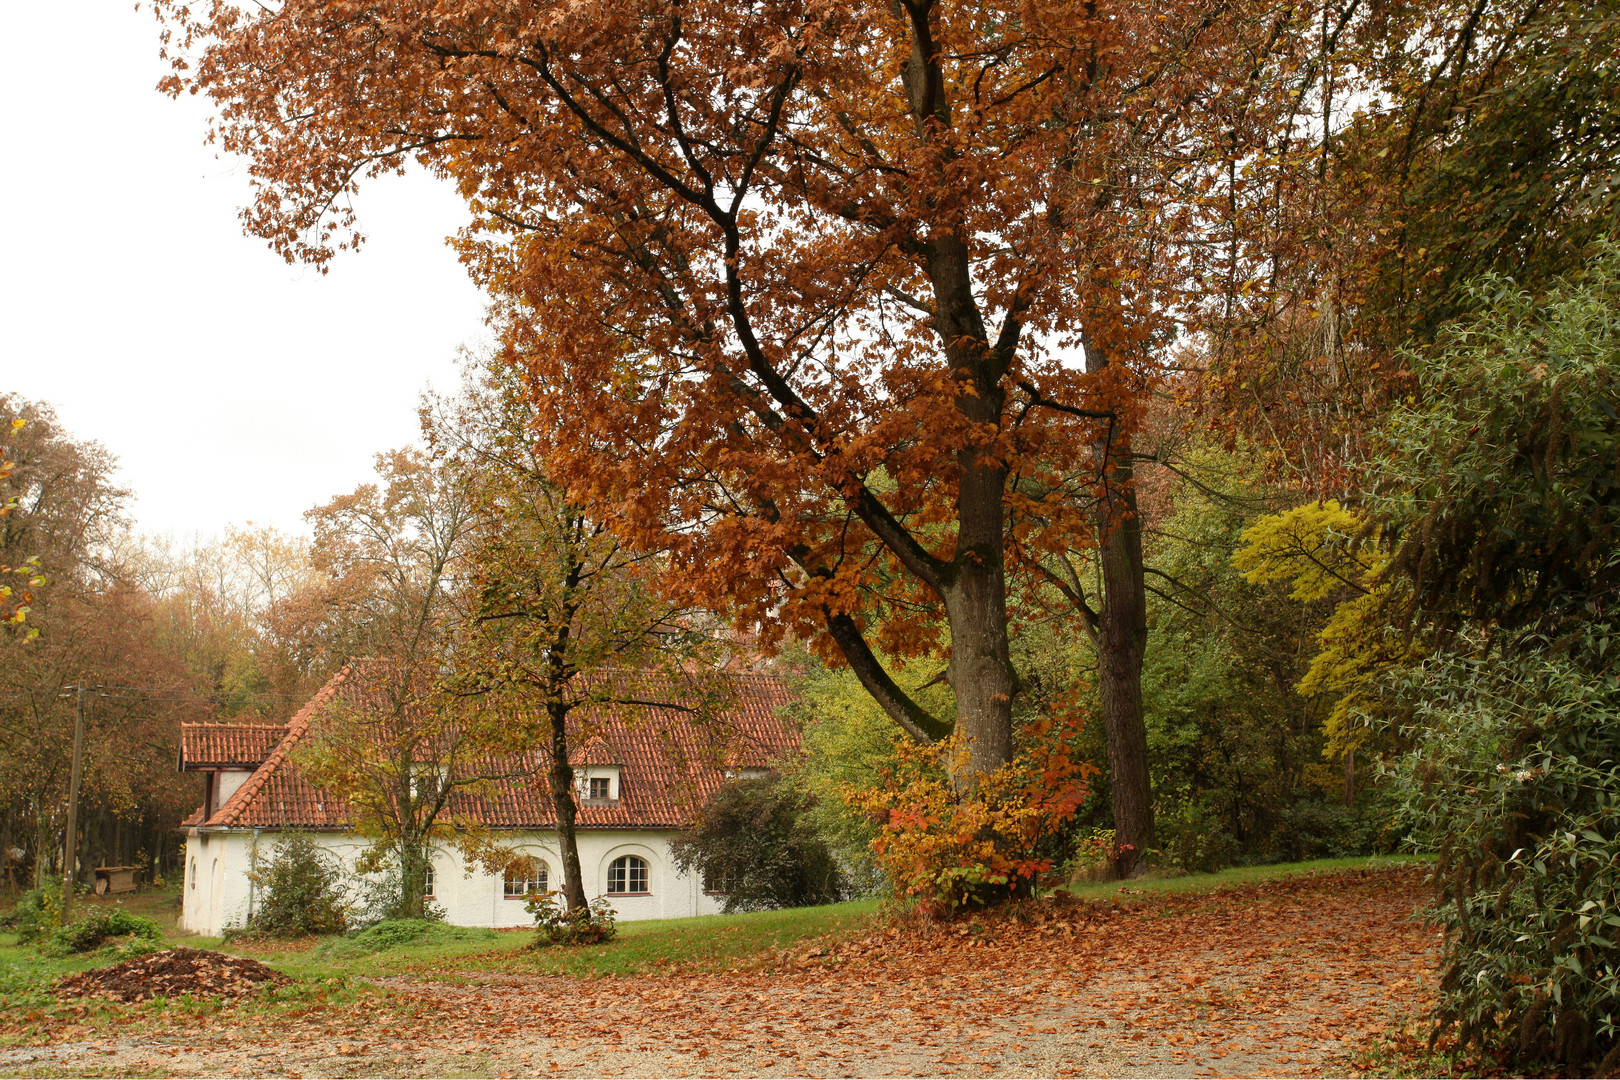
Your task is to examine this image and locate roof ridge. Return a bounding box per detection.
[206,664,352,828]
[182,721,290,730]
[573,733,621,764]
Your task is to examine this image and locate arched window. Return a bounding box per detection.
[504,859,549,897]
[607,855,649,895]
[423,861,436,898]
[189,858,197,889]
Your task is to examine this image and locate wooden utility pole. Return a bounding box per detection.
[61,684,85,926]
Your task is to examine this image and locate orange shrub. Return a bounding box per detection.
[843,715,1095,909]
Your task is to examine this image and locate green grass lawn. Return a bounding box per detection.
[184,897,887,982]
[1057,852,1435,901]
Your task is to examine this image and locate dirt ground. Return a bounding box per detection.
[1,867,1434,1079]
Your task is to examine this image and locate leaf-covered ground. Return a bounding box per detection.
[0,866,1434,1078]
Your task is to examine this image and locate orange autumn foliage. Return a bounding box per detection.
[846,713,1095,909]
[157,0,1334,792]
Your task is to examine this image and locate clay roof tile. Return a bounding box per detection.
[196,663,800,832]
[178,723,289,770]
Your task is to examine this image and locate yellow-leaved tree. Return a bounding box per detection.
[1230,500,1424,801]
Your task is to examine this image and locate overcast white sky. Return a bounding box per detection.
[1,4,491,539]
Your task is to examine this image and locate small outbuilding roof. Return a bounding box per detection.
[178,723,290,771]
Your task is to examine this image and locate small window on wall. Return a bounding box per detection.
[504,860,549,897]
[189,859,197,889]
[607,855,649,895]
[423,861,436,898]
[588,777,611,800]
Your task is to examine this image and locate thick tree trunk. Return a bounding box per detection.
[943,481,1016,786]
[546,703,590,913]
[933,229,1017,788]
[400,840,430,918]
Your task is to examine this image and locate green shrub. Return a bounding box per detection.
[0,885,62,944]
[311,918,495,959]
[1385,626,1620,1075]
[671,776,845,913]
[1151,791,1240,873]
[1369,253,1620,1075]
[348,917,434,950]
[246,832,351,937]
[47,910,164,955]
[349,856,446,929]
[524,892,617,947]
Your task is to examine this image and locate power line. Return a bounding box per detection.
[91,684,314,701]
[0,684,313,705]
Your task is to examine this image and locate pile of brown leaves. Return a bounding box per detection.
[56,948,287,1003]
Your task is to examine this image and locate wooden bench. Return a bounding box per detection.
[93,866,142,895]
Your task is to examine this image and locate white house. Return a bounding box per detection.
[177,663,798,936]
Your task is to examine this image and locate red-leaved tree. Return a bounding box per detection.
[160,0,1329,873]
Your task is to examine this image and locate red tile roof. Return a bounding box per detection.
[573,735,619,765]
[179,723,290,769]
[189,662,800,832]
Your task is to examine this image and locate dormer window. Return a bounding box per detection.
[573,737,621,802]
[576,763,622,803]
[409,765,447,801]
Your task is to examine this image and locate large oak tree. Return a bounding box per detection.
[162,0,1321,872]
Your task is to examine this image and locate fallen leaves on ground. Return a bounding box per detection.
[56,947,287,1004]
[12,867,1435,1078]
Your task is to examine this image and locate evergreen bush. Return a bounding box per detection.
[672,776,845,912]
[47,909,164,955]
[245,832,351,937]
[1386,626,1620,1074]
[1373,254,1620,1074]
[0,885,62,944]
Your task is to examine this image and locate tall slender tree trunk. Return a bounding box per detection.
[1087,330,1156,878]
[545,702,589,913]
[1098,461,1154,877]
[34,819,51,890]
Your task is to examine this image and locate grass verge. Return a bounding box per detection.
[1057,853,1434,902]
[499,898,885,978]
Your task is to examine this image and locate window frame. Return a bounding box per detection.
[588,776,611,800]
[702,865,729,896]
[606,854,650,896]
[503,859,549,898]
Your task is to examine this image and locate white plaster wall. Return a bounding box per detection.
[181,830,257,937]
[213,771,251,814]
[181,828,727,938]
